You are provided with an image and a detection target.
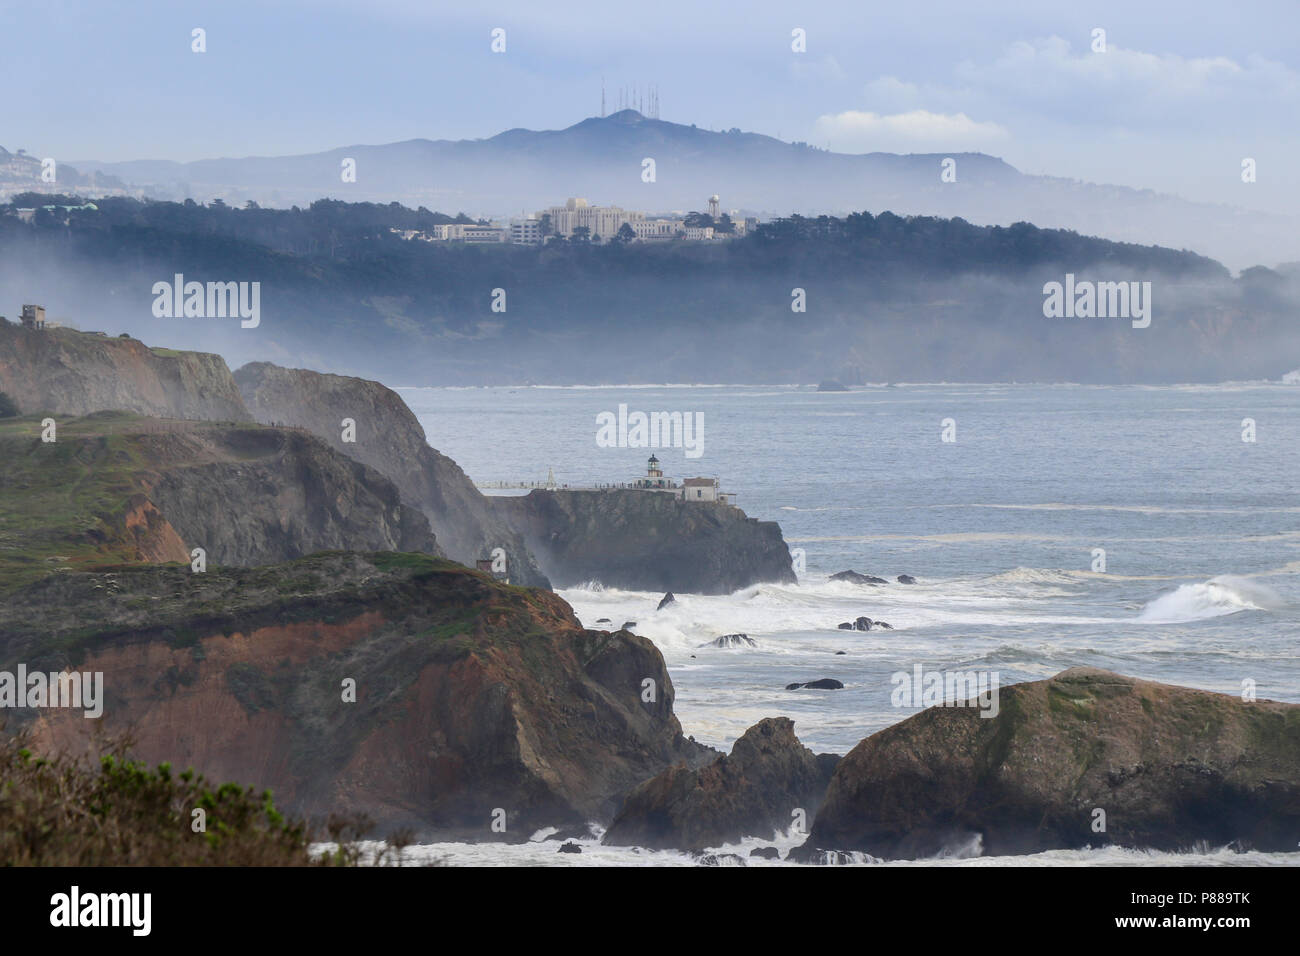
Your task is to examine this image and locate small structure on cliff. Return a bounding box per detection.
[20,304,45,329]
[633,456,733,504]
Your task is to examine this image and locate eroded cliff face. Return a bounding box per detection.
[492,489,798,594]
[0,412,438,590]
[233,362,548,587]
[0,553,713,834]
[0,322,250,421]
[795,668,1300,860]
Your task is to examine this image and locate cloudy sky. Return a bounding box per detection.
[5,0,1296,214]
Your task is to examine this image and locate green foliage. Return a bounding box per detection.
[0,733,412,865]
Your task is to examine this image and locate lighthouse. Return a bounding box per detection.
[646,454,662,480]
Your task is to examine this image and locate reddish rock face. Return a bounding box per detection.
[5,553,712,837]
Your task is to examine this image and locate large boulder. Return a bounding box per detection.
[603,717,839,851]
[795,668,1300,860]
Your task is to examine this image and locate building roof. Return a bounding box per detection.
[683,477,716,486]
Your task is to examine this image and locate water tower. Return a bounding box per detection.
[708,195,720,220]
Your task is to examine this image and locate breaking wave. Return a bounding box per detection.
[1138,575,1283,623]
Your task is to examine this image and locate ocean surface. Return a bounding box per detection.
[396,382,1300,866]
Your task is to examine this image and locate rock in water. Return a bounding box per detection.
[701,633,757,648]
[697,853,747,866]
[557,842,583,854]
[837,622,854,630]
[831,570,888,585]
[795,667,1300,860]
[854,616,873,631]
[897,574,917,585]
[749,846,781,860]
[657,592,676,610]
[603,717,840,851]
[786,679,845,690]
[595,618,611,624]
[621,621,637,631]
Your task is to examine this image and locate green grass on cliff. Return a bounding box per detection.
[0,412,287,593]
[0,414,156,591]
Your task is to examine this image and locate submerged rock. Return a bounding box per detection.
[897,574,917,585]
[603,717,840,852]
[795,667,1300,860]
[837,622,854,630]
[749,846,781,860]
[557,842,583,854]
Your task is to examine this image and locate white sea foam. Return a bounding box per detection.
[1138,575,1284,623]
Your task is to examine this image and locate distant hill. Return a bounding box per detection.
[65,111,1296,270]
[3,196,1296,384]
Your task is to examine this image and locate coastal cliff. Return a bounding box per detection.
[233,362,548,587]
[0,552,713,834]
[0,412,438,590]
[0,321,250,421]
[491,489,797,594]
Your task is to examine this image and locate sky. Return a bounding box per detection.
[4,0,1297,215]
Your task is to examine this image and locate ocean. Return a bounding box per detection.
[394,382,1300,865]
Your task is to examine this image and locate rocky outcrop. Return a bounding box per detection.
[0,552,713,835]
[795,668,1300,860]
[234,362,548,587]
[838,616,891,631]
[701,634,756,648]
[492,489,796,594]
[830,570,888,585]
[786,679,844,690]
[0,411,437,590]
[602,717,838,851]
[0,322,250,421]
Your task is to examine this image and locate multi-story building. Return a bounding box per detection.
[509,218,543,244]
[538,197,644,240]
[632,219,683,241]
